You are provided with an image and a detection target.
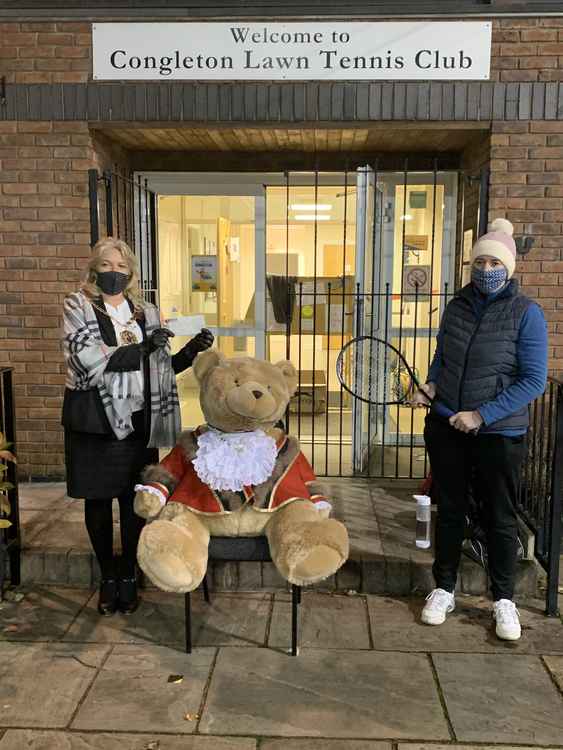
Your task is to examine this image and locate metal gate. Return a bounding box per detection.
[274,162,460,480]
[88,167,159,304]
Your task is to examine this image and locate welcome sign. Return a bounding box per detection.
[93,22,492,81]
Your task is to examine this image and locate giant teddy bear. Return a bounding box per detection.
[134,350,349,593]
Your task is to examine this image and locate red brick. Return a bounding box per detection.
[17,122,52,134]
[36,32,74,45]
[54,46,89,59]
[521,29,558,42]
[525,197,561,208]
[18,46,56,59]
[521,56,558,68]
[51,73,89,83]
[16,73,52,84]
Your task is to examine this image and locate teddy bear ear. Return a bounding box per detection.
[275,360,298,396]
[192,349,225,382]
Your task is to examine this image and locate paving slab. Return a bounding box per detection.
[0,587,91,641]
[199,647,450,739]
[18,482,69,511]
[433,653,563,745]
[72,644,215,734]
[0,643,109,728]
[401,745,562,750]
[0,730,256,749]
[64,591,271,647]
[367,595,563,654]
[261,742,391,750]
[542,654,563,692]
[268,592,371,650]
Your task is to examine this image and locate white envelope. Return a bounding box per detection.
[165,314,206,336]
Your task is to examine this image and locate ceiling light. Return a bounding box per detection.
[289,204,332,211]
[293,214,331,221]
[400,214,413,221]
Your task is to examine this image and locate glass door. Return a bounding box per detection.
[353,169,457,477]
[157,192,265,429]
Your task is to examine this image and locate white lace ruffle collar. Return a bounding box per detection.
[192,428,278,492]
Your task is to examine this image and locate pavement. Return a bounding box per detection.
[0,481,561,748]
[0,585,562,749]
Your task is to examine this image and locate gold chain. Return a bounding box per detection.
[90,300,141,345]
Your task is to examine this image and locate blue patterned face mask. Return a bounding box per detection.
[471,265,508,295]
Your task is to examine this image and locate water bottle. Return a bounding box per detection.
[414,494,431,549]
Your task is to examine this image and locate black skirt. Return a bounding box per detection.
[64,411,158,500]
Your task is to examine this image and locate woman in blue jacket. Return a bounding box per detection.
[412,218,547,641]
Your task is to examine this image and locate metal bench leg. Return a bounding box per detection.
[291,584,300,656]
[185,592,192,654]
[202,574,211,604]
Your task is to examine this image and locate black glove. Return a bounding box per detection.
[186,328,214,354]
[144,327,175,355]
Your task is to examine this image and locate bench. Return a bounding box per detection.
[184,536,302,655]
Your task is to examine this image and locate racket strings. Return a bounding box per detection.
[337,336,420,406]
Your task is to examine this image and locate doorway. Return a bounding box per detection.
[150,168,458,477]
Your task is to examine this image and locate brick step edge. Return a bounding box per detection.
[11,551,539,597]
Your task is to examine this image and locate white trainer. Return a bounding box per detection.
[421,588,455,625]
[493,599,521,641]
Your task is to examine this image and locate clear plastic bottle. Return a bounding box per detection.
[413,494,431,549]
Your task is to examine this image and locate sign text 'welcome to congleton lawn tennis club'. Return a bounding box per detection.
[93,22,492,81]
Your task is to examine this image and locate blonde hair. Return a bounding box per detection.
[81,237,143,306]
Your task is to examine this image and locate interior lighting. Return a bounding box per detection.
[294,214,331,221]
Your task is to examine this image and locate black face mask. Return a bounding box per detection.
[96,271,130,296]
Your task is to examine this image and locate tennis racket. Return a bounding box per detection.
[335,335,453,418]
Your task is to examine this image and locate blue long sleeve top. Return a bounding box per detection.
[427,285,548,435]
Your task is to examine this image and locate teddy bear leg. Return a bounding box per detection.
[265,500,349,587]
[137,503,210,594]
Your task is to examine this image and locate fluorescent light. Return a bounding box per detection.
[289,204,332,211]
[294,214,331,221]
[400,214,413,221]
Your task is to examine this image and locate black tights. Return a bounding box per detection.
[84,490,145,580]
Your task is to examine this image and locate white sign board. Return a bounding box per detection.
[93,22,491,81]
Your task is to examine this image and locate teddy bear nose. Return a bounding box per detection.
[252,390,263,399]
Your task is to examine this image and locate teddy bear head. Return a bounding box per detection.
[192,351,298,433]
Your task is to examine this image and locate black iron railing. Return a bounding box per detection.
[0,367,20,598]
[519,376,562,616]
[88,167,158,304]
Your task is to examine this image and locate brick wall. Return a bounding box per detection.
[488,120,563,376]
[0,22,91,84]
[0,121,94,479]
[491,17,563,82]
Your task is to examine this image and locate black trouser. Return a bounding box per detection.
[84,489,145,580]
[424,417,527,601]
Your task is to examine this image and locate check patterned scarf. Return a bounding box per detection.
[63,291,180,447]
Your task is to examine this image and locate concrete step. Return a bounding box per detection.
[12,480,539,597]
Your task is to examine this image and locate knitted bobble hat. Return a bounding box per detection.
[470,218,516,279]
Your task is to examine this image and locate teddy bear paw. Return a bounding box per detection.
[137,520,207,593]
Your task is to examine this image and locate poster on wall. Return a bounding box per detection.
[192,255,217,292]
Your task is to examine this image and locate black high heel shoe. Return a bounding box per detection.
[97,578,118,616]
[118,577,139,615]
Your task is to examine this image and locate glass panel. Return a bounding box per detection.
[158,194,256,429]
[265,183,356,473]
